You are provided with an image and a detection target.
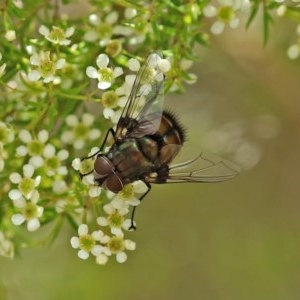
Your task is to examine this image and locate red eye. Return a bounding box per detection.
[105,174,123,193]
[94,156,114,176]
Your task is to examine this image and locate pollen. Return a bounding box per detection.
[18,177,35,196]
[107,236,125,254]
[27,140,44,156]
[107,212,124,228]
[79,234,96,252]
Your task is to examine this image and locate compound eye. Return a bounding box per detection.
[105,174,123,193]
[94,156,114,176]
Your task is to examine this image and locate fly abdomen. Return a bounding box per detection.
[157,111,186,147]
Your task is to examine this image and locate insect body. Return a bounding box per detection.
[80,53,238,229]
[93,110,185,193]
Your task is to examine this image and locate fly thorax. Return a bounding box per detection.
[137,137,158,162]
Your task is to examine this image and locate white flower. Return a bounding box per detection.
[86,53,123,90]
[11,190,44,232]
[42,144,69,176]
[5,30,16,41]
[84,12,119,43]
[110,182,146,210]
[61,113,101,150]
[203,0,251,35]
[39,25,74,45]
[287,25,300,59]
[28,51,65,83]
[72,148,102,196]
[9,164,41,200]
[100,89,127,122]
[16,129,48,161]
[97,203,130,236]
[97,234,136,264]
[70,224,106,260]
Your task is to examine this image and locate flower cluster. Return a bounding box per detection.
[61,113,101,150]
[27,25,74,83]
[9,165,43,231]
[70,223,136,265]
[71,152,147,264]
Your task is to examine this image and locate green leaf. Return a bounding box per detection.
[263,5,273,46]
[246,3,259,29]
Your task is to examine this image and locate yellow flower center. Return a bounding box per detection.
[107,236,124,253]
[218,6,235,23]
[48,27,65,43]
[79,234,95,251]
[18,177,35,196]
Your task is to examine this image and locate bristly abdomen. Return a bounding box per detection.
[161,110,186,145]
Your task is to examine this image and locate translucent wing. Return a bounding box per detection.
[148,153,239,183]
[115,53,165,138]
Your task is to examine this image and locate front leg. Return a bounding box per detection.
[129,181,151,230]
[81,128,116,162]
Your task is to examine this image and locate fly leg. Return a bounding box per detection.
[81,128,116,161]
[79,128,116,177]
[129,182,151,230]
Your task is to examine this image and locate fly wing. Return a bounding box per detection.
[115,53,165,138]
[148,153,239,183]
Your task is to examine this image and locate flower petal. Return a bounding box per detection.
[8,189,22,201]
[96,54,109,68]
[78,250,89,260]
[78,224,88,236]
[38,130,49,143]
[28,70,41,81]
[43,144,56,158]
[116,252,127,263]
[55,58,65,69]
[30,54,40,66]
[19,129,32,143]
[27,218,40,231]
[113,67,123,78]
[66,27,75,37]
[82,113,94,126]
[211,21,225,35]
[70,236,79,248]
[9,172,22,184]
[98,80,111,90]
[86,66,98,79]
[38,25,50,37]
[11,213,25,225]
[96,254,109,265]
[23,164,34,178]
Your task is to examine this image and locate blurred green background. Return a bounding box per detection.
[1,22,300,300]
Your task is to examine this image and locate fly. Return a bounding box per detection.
[79,53,238,229]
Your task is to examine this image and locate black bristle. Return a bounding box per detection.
[162,109,187,144]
